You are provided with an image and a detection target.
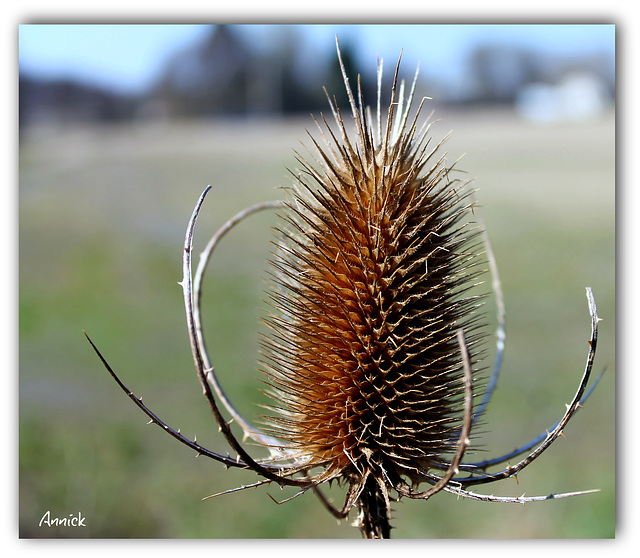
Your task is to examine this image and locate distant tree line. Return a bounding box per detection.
[150,25,359,118]
[19,75,139,129]
[19,25,614,130]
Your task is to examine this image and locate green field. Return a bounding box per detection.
[19,108,615,538]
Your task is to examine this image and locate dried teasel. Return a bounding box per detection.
[85,41,602,538]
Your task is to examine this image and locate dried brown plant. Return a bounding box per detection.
[85,41,602,539]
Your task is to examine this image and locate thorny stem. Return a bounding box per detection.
[465,368,605,471]
[83,331,245,469]
[450,287,600,488]
[442,485,600,504]
[471,229,506,424]
[180,186,308,488]
[358,475,392,539]
[192,200,288,452]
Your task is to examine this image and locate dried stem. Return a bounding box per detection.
[83,331,246,469]
[191,200,288,453]
[451,287,600,488]
[471,229,506,424]
[179,186,308,488]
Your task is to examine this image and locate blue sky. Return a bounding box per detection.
[18,24,615,95]
[18,25,211,94]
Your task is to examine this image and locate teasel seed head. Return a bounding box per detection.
[260,46,487,507]
[85,38,602,538]
[84,39,602,540]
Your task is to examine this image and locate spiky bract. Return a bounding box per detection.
[260,56,487,496]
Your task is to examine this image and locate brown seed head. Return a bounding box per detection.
[259,49,488,494]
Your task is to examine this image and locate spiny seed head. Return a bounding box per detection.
[259,51,487,490]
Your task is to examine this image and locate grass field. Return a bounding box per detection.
[19,107,615,539]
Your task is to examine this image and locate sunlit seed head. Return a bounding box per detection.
[259,47,487,488]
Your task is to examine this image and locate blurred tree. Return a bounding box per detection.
[468,44,539,104]
[278,27,328,114]
[152,25,339,117]
[155,25,250,117]
[19,75,138,133]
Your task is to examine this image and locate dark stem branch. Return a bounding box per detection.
[357,475,392,539]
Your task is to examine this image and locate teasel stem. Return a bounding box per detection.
[191,199,290,455]
[447,287,600,487]
[83,331,246,469]
[180,185,308,488]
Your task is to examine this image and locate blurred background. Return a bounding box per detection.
[19,24,615,128]
[19,24,615,538]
